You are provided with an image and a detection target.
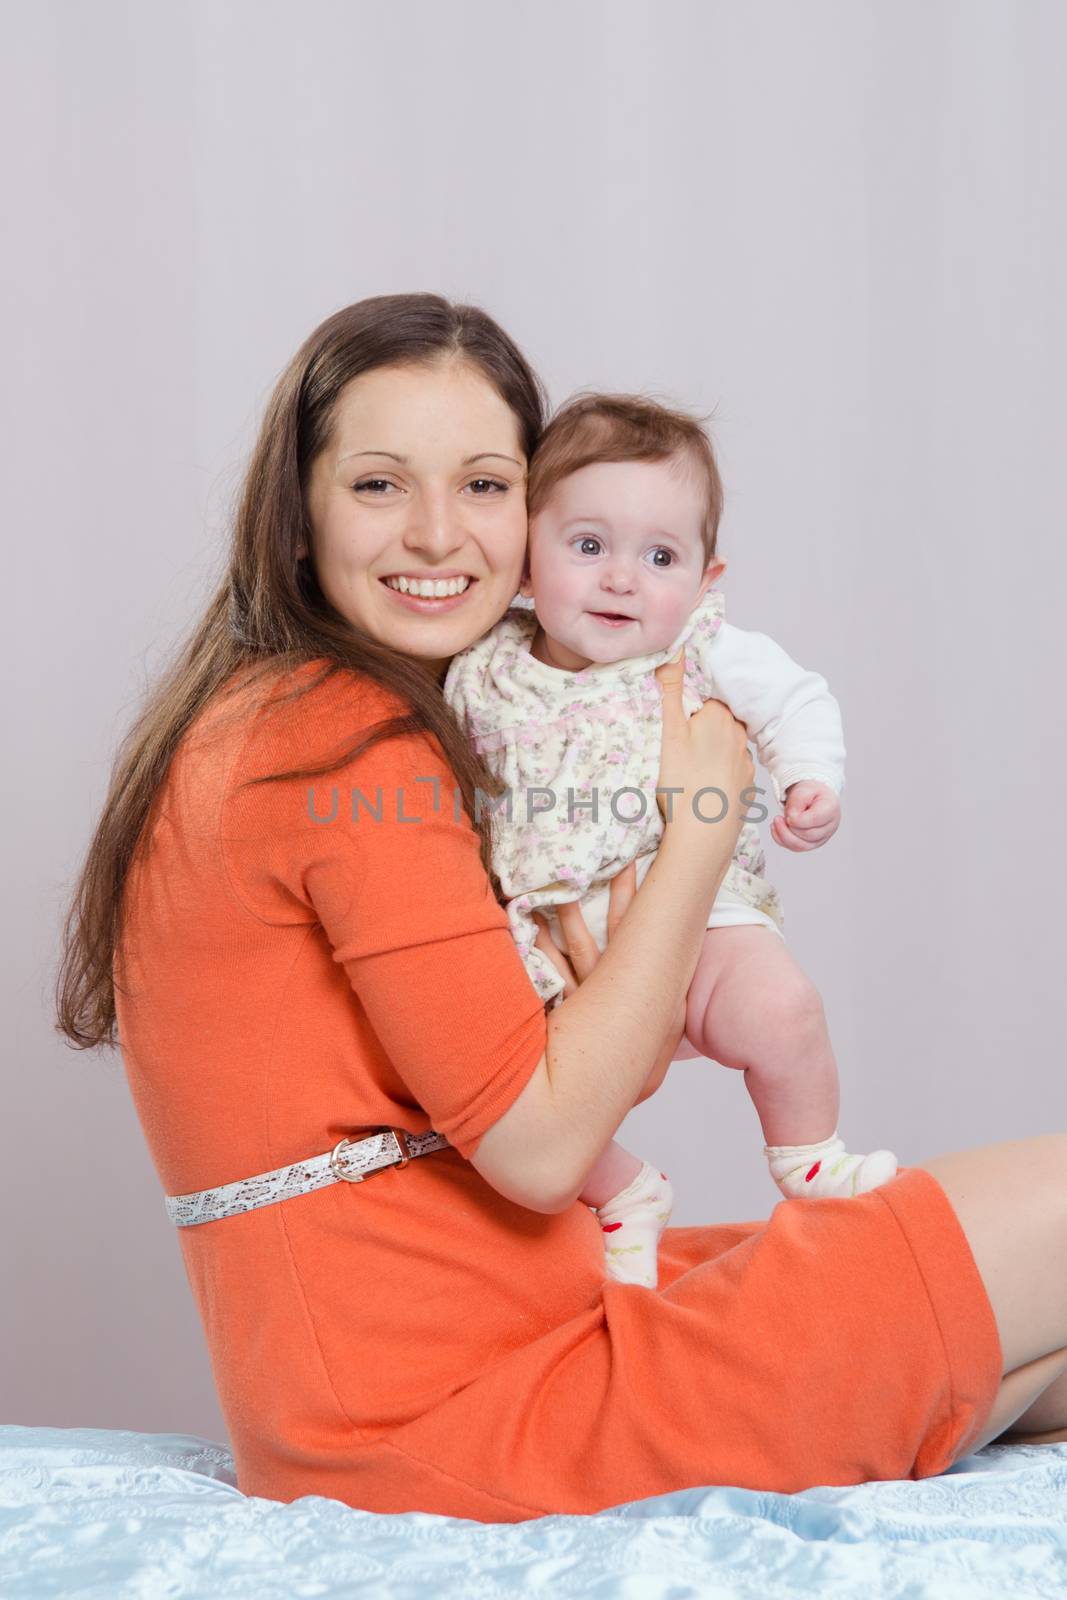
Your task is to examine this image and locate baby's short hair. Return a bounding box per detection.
[527,392,724,564]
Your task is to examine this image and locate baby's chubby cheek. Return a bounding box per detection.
[521,532,581,627]
[639,590,695,654]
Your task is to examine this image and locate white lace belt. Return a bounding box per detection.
[164,1127,451,1228]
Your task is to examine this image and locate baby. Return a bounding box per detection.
[444,393,897,1287]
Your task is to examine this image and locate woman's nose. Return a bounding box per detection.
[402,490,465,557]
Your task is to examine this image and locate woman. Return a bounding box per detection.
[56,293,1067,1522]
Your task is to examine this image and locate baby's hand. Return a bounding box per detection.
[770,780,841,853]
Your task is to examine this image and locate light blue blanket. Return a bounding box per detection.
[1,1425,1064,1597]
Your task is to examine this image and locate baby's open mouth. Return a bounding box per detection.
[589,611,634,622]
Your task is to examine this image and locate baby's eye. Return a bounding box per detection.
[649,548,674,568]
[576,536,603,556]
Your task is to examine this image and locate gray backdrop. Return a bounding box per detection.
[4,0,1064,1447]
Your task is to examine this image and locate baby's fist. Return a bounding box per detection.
[771,780,841,853]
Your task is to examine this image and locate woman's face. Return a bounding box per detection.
[302,358,529,678]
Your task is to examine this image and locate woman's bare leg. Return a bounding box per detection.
[920,1136,1067,1457]
[991,1352,1067,1445]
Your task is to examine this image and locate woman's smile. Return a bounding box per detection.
[379,573,480,614]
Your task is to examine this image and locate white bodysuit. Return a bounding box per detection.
[443,589,846,1011]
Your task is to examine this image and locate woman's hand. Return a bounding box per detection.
[531,862,686,1106]
[652,647,754,862]
[531,861,638,1000]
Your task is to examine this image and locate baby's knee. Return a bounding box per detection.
[761,970,826,1042]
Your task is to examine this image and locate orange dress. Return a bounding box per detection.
[115,660,1003,1522]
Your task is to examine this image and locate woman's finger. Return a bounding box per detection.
[605,860,638,942]
[653,647,693,825]
[555,898,601,984]
[653,647,686,734]
[531,914,579,998]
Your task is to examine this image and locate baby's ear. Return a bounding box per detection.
[697,559,726,601]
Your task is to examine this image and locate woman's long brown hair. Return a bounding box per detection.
[55,292,549,1051]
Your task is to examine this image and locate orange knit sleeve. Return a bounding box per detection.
[219,668,548,1160]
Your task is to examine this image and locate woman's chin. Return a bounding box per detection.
[369,577,518,660]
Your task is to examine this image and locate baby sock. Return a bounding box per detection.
[764,1128,898,1200]
[593,1162,675,1288]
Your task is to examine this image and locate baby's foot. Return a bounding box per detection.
[764,1131,898,1200]
[593,1162,674,1287]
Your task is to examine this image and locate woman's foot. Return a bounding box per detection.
[593,1162,674,1287]
[764,1130,898,1199]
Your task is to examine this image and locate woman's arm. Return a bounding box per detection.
[472,838,725,1211]
[229,661,746,1218]
[535,888,685,1111]
[471,653,752,1213]
[632,1005,686,1106]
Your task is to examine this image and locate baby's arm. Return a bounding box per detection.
[700,622,846,807]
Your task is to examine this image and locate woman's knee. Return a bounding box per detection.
[964,1344,1067,1456]
[922,1134,1067,1374]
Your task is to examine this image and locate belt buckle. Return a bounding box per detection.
[329,1127,411,1184]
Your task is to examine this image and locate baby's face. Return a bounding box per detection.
[521,455,722,667]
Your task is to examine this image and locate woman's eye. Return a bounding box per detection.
[354,477,507,495]
[467,478,508,495]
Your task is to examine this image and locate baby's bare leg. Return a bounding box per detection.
[684,926,839,1146]
[578,1141,676,1288]
[578,1140,643,1208]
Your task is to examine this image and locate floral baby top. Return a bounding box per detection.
[444,590,846,1008]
